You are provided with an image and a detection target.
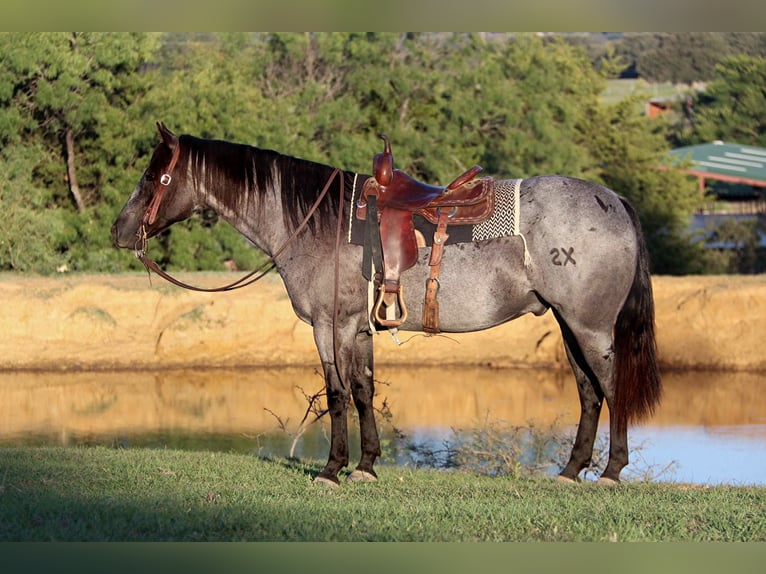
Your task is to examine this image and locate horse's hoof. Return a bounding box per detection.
[556,475,578,484]
[314,476,340,490]
[346,469,378,483]
[597,476,619,486]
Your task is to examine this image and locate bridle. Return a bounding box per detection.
[144,142,181,227]
[134,146,345,294]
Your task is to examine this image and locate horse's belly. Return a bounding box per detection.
[398,241,545,332]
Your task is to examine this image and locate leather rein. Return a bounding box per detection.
[133,143,349,391]
[134,150,345,294]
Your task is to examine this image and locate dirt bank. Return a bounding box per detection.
[1,273,764,372]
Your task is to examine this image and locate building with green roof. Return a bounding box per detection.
[668,142,766,204]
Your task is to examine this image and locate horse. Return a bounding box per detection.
[112,123,661,486]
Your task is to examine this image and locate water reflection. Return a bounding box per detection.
[1,366,765,485]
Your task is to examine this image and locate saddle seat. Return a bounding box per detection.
[357,134,495,333]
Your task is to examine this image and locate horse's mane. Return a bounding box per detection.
[181,135,349,232]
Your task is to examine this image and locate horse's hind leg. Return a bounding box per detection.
[347,331,381,482]
[556,314,604,481]
[555,311,629,482]
[558,336,604,481]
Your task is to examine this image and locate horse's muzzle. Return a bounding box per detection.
[111,220,136,249]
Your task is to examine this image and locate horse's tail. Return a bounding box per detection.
[612,197,662,435]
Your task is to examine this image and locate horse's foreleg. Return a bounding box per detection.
[315,362,350,486]
[313,324,351,486]
[347,331,380,482]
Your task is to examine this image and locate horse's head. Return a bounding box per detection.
[111,122,197,251]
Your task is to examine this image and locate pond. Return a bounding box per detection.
[1,366,765,486]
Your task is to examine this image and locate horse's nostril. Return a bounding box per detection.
[111,222,129,248]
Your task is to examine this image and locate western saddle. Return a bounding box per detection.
[356,134,495,333]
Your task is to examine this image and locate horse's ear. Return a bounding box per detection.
[156,122,178,149]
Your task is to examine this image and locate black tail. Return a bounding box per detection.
[612,198,662,434]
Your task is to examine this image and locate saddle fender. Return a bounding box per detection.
[379,208,419,288]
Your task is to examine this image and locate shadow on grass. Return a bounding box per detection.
[0,447,342,541]
[255,454,326,481]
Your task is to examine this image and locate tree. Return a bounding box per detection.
[636,33,728,84]
[580,96,706,274]
[0,32,159,272]
[0,32,724,275]
[704,217,766,274]
[689,55,766,147]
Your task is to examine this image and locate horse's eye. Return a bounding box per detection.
[144,172,155,182]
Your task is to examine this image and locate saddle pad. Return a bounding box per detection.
[348,176,524,247]
[470,178,523,242]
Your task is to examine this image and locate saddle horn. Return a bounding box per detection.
[373,134,394,186]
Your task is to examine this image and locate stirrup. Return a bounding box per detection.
[372,284,408,328]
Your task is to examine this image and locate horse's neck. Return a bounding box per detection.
[190,140,345,263]
[208,188,288,258]
[202,171,337,262]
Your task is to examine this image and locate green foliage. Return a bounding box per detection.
[702,217,766,274]
[601,32,766,82]
[3,32,761,275]
[0,144,67,271]
[578,95,707,274]
[635,33,729,84]
[689,56,766,147]
[0,32,159,273]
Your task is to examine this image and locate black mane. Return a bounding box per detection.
[181,135,352,232]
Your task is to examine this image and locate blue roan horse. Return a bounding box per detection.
[112,123,661,486]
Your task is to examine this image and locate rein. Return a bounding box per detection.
[135,168,344,293]
[134,151,348,392]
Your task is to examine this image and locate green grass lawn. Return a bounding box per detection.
[1,446,764,542]
[601,79,694,105]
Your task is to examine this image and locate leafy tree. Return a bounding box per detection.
[0,32,735,275]
[719,33,766,58]
[688,55,766,147]
[636,33,728,84]
[580,96,707,274]
[0,32,158,272]
[0,143,66,271]
[704,217,766,274]
[601,32,766,82]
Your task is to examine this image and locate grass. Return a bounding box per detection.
[1,446,764,542]
[601,79,693,105]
